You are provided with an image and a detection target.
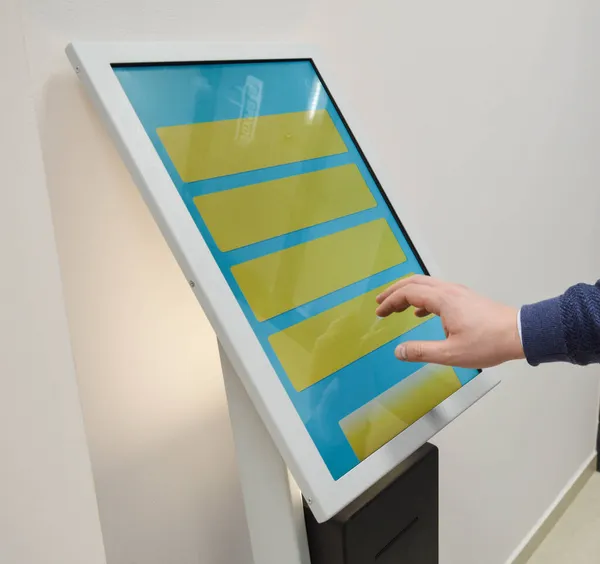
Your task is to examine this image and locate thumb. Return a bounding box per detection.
[395,340,451,365]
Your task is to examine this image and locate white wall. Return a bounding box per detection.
[12,0,600,563]
[0,0,107,563]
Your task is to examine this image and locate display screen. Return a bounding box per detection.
[114,60,479,479]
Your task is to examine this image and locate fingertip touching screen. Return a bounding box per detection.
[113,59,480,479]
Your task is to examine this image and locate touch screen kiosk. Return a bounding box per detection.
[67,42,499,564]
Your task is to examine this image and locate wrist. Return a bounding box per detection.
[503,306,525,361]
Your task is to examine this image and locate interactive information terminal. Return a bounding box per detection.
[68,43,499,522]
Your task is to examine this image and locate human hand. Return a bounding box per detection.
[375,275,524,368]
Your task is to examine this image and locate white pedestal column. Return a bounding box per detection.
[219,343,311,564]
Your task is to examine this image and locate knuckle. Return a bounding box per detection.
[447,286,462,297]
[441,348,453,364]
[442,344,459,365]
[411,342,425,360]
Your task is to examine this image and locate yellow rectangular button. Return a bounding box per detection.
[194,164,376,252]
[268,277,431,391]
[232,219,406,322]
[157,110,348,182]
[340,365,462,461]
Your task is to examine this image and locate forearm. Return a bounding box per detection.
[521,281,600,366]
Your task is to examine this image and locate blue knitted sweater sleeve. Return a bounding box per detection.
[520,281,600,366]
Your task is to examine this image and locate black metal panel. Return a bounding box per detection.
[305,443,439,564]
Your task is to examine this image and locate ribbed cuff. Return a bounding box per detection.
[520,297,569,366]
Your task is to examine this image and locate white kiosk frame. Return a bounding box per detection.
[66,42,500,562]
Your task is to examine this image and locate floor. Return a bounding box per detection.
[528,473,600,563]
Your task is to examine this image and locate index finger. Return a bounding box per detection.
[375,283,444,318]
[375,275,441,305]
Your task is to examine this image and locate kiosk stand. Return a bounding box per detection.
[220,344,311,564]
[221,344,439,564]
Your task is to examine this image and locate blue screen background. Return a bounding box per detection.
[114,60,479,479]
